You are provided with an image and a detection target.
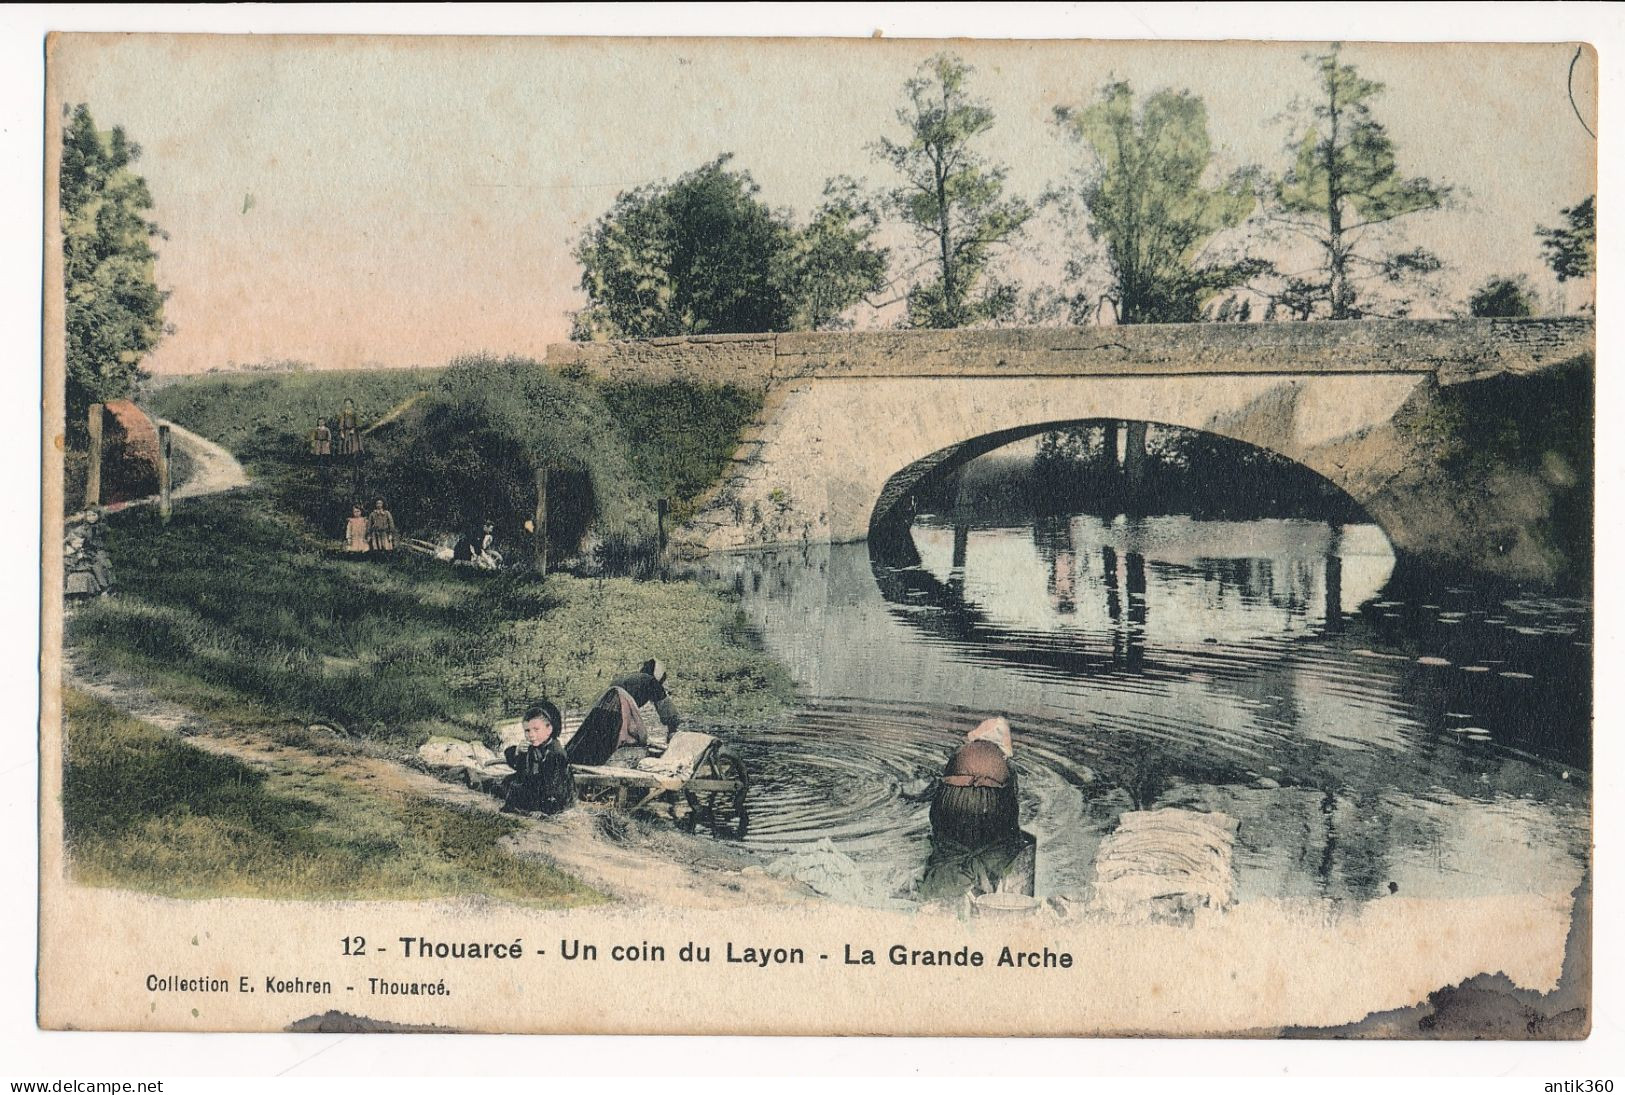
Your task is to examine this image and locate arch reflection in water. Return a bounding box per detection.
[897,514,1395,670]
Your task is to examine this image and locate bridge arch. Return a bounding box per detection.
[697,371,1433,555]
[866,417,1394,566]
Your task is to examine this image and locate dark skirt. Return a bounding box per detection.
[501,750,574,815]
[929,782,1021,849]
[564,698,622,767]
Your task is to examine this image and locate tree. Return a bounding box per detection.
[1210,294,1254,322]
[1537,195,1595,283]
[777,177,890,331]
[571,155,788,339]
[874,53,1032,328]
[1467,275,1537,318]
[60,103,168,430]
[1051,81,1264,325]
[1264,46,1452,320]
[570,156,886,340]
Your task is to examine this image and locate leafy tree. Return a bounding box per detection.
[375,355,656,551]
[1537,195,1595,283]
[571,156,787,339]
[778,177,890,331]
[1034,427,1090,475]
[1264,46,1452,320]
[60,104,168,430]
[1051,82,1263,325]
[570,156,886,340]
[874,53,1032,328]
[1467,275,1537,318]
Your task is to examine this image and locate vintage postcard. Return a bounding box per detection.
[39,32,1595,1039]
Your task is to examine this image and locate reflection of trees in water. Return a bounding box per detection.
[1124,546,1147,671]
[1028,513,1346,623]
[1153,656,1400,903]
[1182,556,1316,617]
[873,512,1356,685]
[1023,421,1370,523]
[871,541,1159,680]
[1032,515,1075,614]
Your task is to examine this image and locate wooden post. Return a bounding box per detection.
[656,498,669,555]
[84,403,103,508]
[157,423,173,522]
[534,466,549,574]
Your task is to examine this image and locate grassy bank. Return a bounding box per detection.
[61,689,603,905]
[69,491,794,743]
[67,361,789,906]
[144,367,445,472]
[145,360,763,550]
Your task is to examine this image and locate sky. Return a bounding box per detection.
[49,34,1597,373]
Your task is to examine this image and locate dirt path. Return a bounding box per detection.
[87,416,250,515]
[162,417,250,499]
[62,649,810,909]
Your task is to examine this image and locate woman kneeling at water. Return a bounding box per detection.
[921,717,1031,902]
[930,717,1020,846]
[565,659,682,767]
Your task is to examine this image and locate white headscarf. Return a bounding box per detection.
[966,717,1014,758]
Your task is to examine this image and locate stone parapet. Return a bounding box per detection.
[544,317,1592,386]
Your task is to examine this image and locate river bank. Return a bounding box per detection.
[58,365,798,906]
[62,651,808,908]
[69,486,796,742]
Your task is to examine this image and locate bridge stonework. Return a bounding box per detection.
[544,318,1592,584]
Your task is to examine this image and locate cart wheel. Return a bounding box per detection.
[687,746,748,833]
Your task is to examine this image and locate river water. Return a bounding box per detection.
[696,511,1591,908]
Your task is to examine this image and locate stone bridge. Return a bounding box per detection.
[545,318,1593,583]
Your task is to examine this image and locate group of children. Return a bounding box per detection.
[309,399,364,458]
[343,499,397,553]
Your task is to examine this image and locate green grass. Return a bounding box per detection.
[70,361,788,907]
[144,367,444,472]
[61,689,603,905]
[596,379,763,523]
[462,573,795,724]
[117,359,792,735]
[69,491,795,742]
[145,360,763,548]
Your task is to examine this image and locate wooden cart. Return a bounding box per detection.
[435,724,749,830]
[570,731,749,828]
[399,536,446,558]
